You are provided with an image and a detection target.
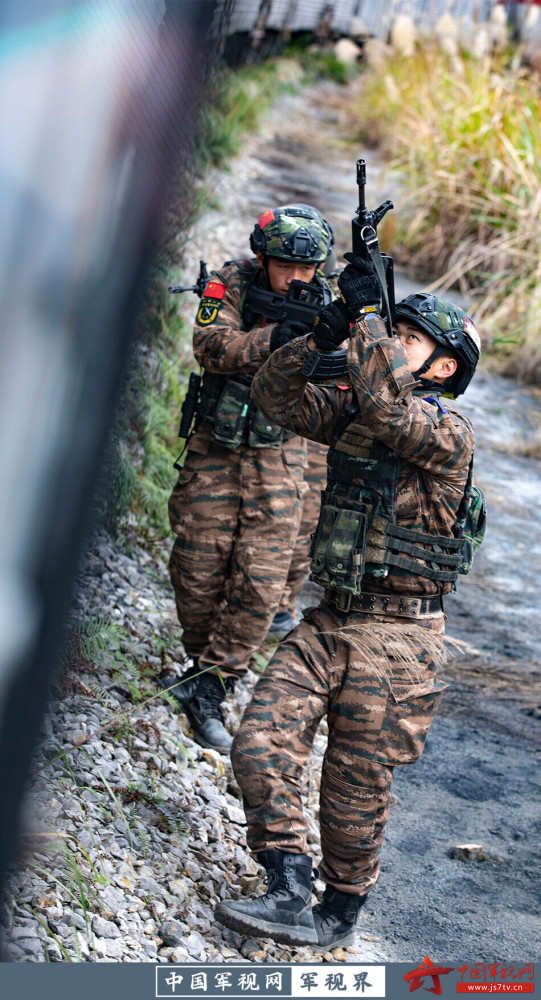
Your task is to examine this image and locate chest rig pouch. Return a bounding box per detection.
[309,424,398,595]
[309,419,476,595]
[212,380,251,450]
[455,460,487,575]
[194,263,286,451]
[310,488,377,595]
[248,409,284,449]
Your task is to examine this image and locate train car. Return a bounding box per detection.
[214,0,499,65]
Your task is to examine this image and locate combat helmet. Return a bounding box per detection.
[250,204,334,264]
[394,293,481,398]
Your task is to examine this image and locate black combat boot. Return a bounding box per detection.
[311,885,367,952]
[215,850,317,946]
[162,662,234,754]
[267,610,296,639]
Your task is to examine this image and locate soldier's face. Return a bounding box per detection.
[263,256,317,296]
[394,321,457,382]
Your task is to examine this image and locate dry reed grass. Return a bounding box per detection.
[348,43,541,383]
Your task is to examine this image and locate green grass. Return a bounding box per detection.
[346,41,541,383]
[284,39,355,85]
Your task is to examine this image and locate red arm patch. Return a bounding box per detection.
[204,280,226,300]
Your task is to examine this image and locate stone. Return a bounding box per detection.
[11,935,44,956]
[240,938,261,958]
[184,930,207,959]
[224,804,245,826]
[92,915,121,938]
[105,938,125,960]
[158,920,185,947]
[452,843,484,862]
[138,875,165,896]
[170,944,194,963]
[141,938,158,959]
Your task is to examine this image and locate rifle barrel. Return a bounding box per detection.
[356,158,367,217]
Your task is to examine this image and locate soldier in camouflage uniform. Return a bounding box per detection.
[215,259,481,950]
[167,205,334,753]
[271,439,329,636]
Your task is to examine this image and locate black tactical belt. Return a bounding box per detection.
[325,590,443,617]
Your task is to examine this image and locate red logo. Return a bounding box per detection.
[404,956,455,995]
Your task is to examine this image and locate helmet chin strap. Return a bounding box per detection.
[260,254,271,286]
[416,376,445,394]
[412,344,444,380]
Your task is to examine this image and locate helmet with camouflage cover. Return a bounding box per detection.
[250,204,334,264]
[394,292,481,398]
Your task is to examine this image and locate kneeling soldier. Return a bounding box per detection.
[215,259,481,949]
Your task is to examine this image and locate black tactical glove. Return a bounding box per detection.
[311,299,351,351]
[269,320,311,353]
[337,257,381,319]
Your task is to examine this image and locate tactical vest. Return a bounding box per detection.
[196,261,287,450]
[309,416,483,596]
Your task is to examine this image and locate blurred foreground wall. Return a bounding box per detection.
[0,0,215,902]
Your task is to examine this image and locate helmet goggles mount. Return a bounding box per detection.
[394,293,481,398]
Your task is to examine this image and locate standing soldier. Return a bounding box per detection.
[167,205,335,753]
[215,259,482,950]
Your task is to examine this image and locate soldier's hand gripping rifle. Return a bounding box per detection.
[302,158,395,381]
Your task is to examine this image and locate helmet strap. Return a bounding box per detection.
[416,376,445,394]
[258,253,271,286]
[412,344,444,380]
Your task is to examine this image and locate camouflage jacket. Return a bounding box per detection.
[193,260,275,376]
[190,259,331,453]
[251,314,475,596]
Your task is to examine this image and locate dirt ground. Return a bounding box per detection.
[173,78,541,963]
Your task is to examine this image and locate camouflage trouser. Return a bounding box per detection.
[168,427,307,680]
[231,603,446,895]
[280,440,328,616]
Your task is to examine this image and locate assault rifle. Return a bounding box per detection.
[168,260,209,298]
[168,260,333,326]
[244,277,332,327]
[168,262,210,442]
[302,158,396,381]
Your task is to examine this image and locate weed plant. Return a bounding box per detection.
[348,42,541,383]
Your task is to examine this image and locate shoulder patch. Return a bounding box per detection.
[196,282,226,326]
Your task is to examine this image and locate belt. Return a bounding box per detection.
[325,590,443,618]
